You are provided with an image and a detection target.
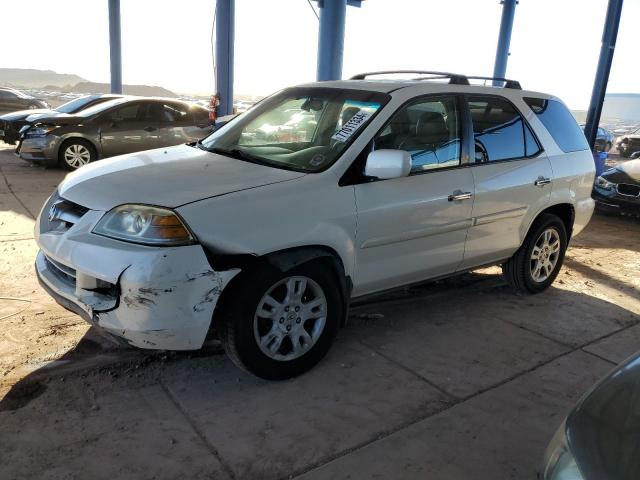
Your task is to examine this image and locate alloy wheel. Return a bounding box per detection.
[64,144,91,169]
[530,228,561,282]
[253,276,327,361]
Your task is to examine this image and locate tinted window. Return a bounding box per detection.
[524,97,589,153]
[469,96,535,162]
[160,103,189,123]
[374,96,461,173]
[192,106,209,124]
[56,96,107,114]
[111,103,142,121]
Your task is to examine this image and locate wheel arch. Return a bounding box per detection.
[528,203,575,242]
[56,135,100,161]
[207,244,352,333]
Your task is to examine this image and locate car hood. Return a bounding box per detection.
[0,108,55,121]
[30,113,82,125]
[600,159,640,184]
[567,352,640,480]
[58,144,306,211]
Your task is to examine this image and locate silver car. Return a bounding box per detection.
[18,97,212,170]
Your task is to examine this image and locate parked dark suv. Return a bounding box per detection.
[18,97,213,169]
[1,94,122,145]
[580,124,614,152]
[0,87,49,114]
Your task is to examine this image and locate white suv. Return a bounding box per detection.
[34,71,595,379]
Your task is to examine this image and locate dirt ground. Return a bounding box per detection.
[0,144,639,479]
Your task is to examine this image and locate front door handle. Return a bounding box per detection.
[534,176,551,187]
[448,190,473,202]
[144,126,157,132]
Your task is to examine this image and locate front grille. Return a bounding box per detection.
[40,193,89,233]
[44,254,76,287]
[50,199,89,226]
[617,184,640,197]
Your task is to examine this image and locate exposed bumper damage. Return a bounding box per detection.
[36,248,239,350]
[35,199,239,350]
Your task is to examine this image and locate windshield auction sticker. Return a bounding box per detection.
[331,110,373,143]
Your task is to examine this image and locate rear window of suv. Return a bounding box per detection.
[524,97,589,153]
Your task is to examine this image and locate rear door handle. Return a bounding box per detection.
[448,191,473,201]
[534,176,551,187]
[144,126,157,132]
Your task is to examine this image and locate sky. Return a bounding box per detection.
[1,0,638,109]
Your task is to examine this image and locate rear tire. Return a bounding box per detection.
[59,139,96,170]
[219,260,342,380]
[502,213,568,294]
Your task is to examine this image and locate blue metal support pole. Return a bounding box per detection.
[215,0,235,116]
[584,0,623,151]
[108,0,122,94]
[316,0,347,81]
[492,0,517,85]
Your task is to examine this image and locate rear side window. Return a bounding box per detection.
[524,97,589,153]
[468,96,540,162]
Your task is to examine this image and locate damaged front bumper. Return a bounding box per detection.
[35,196,239,350]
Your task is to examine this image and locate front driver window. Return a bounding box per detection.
[374,96,461,173]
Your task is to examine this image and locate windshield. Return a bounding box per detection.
[55,96,98,114]
[75,98,129,118]
[200,87,389,172]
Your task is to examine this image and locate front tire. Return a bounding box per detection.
[502,213,568,294]
[220,261,342,380]
[59,139,96,170]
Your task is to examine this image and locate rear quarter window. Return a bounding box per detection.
[524,97,589,153]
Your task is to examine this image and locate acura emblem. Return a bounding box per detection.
[48,201,63,222]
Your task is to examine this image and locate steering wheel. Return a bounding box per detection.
[474,141,489,163]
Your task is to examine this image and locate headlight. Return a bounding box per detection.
[542,420,584,480]
[595,176,615,190]
[93,205,195,246]
[24,126,56,138]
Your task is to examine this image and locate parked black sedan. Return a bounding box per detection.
[0,94,122,145]
[0,87,49,114]
[592,159,640,215]
[541,352,640,480]
[616,127,640,157]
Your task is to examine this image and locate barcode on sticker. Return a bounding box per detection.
[331,110,372,143]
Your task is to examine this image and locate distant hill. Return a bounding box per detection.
[0,68,86,88]
[72,81,176,97]
[0,68,176,98]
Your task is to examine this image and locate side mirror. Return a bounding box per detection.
[364,149,411,180]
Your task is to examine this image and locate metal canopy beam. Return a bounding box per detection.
[316,0,348,81]
[108,0,122,94]
[492,0,517,86]
[584,0,624,151]
[215,0,235,116]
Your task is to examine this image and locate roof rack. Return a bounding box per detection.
[349,70,522,90]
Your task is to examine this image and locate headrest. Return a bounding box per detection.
[415,111,448,140]
[341,107,360,126]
